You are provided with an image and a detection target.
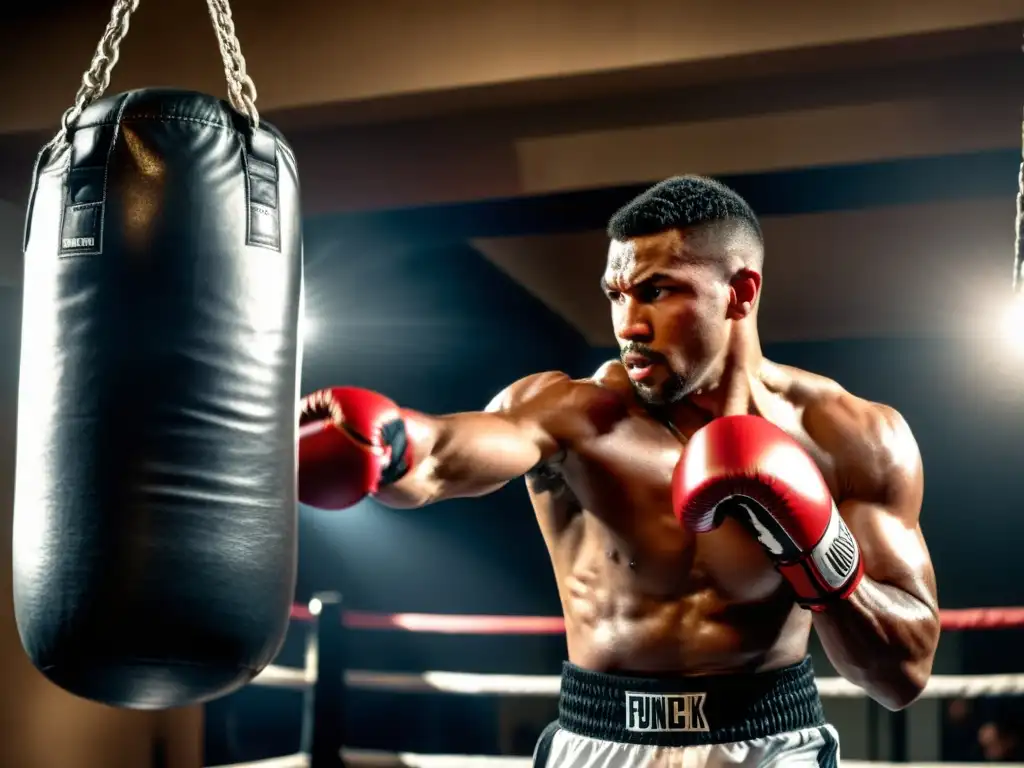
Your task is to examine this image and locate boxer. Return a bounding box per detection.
[299,176,940,766]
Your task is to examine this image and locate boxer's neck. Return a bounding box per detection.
[667,319,764,429]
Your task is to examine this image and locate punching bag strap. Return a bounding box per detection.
[203,0,278,248]
[57,116,118,259]
[31,0,278,252]
[245,129,282,252]
[25,0,137,253]
[202,0,279,249]
[46,0,261,153]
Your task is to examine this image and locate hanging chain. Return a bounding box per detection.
[50,0,260,148]
[50,0,139,148]
[204,0,260,127]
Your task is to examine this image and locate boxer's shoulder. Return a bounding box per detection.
[776,365,921,500]
[811,394,920,493]
[485,367,630,434]
[484,370,574,413]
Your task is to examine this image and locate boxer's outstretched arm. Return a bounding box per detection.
[376,372,598,508]
[809,400,940,711]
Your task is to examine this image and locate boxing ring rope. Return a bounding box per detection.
[286,605,1024,633]
[255,665,1024,699]
[253,603,1024,699]
[208,597,1024,768]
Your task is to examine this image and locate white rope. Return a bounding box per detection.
[252,664,1024,699]
[348,670,560,696]
[209,756,309,768]
[252,664,313,688]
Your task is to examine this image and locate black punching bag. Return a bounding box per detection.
[13,89,302,709]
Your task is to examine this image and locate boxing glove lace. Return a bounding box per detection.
[672,414,863,610]
[299,387,412,510]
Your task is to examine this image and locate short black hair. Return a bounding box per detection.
[606,175,763,246]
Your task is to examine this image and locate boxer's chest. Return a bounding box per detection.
[555,414,786,600]
[566,406,844,514]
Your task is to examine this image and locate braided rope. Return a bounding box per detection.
[50,0,258,148]
[204,0,259,126]
[49,0,139,148]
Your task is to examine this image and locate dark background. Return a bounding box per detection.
[0,4,1021,764]
[0,156,1022,766]
[186,155,1024,763]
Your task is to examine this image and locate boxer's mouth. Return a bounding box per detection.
[622,352,656,381]
[622,352,652,368]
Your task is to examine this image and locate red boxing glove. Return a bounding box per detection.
[298,387,412,510]
[672,415,863,610]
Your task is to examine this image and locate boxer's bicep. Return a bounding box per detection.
[836,406,937,612]
[813,400,939,706]
[839,496,938,614]
[821,480,939,708]
[389,372,572,503]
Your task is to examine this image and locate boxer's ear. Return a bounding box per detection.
[727,269,761,320]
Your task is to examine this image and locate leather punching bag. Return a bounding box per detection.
[13,88,302,709]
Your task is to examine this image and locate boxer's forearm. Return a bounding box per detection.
[813,575,940,710]
[374,410,546,508]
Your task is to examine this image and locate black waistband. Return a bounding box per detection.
[557,657,825,747]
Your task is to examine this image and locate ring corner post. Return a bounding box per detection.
[306,591,346,768]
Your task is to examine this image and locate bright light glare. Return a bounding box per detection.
[300,313,316,348]
[308,597,323,616]
[1000,296,1024,356]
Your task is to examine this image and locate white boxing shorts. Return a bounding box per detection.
[533,658,840,768]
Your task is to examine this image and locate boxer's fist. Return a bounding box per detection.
[298,387,412,510]
[672,415,863,610]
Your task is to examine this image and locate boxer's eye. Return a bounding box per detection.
[637,285,666,302]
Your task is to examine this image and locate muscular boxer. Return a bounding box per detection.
[299,176,940,766]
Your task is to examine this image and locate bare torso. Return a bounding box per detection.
[525,360,849,675]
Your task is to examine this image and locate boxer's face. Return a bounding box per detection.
[604,229,733,405]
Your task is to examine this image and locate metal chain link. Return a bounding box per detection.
[50,0,140,148]
[50,0,260,148]
[205,0,260,127]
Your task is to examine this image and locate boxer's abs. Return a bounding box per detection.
[527,451,813,676]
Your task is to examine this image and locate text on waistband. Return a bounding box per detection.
[625,692,709,732]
